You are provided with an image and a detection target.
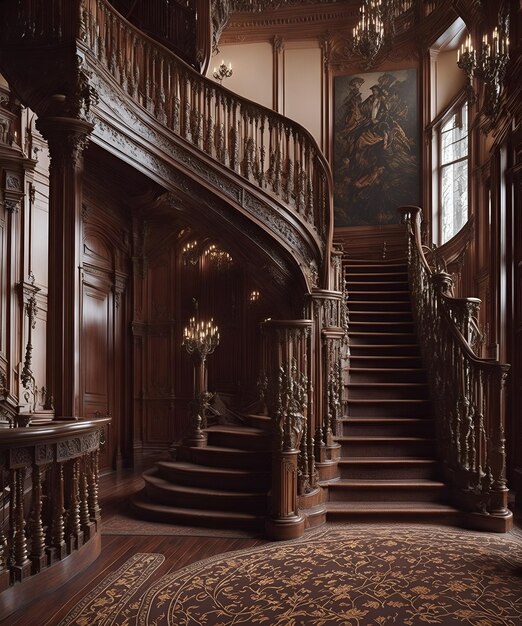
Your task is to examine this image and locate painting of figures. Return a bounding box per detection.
[333,69,420,227]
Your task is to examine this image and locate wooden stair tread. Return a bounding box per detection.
[349,367,424,373]
[347,382,427,387]
[205,425,269,437]
[326,501,459,512]
[336,436,434,442]
[328,479,446,488]
[144,472,266,498]
[188,444,266,454]
[338,457,437,464]
[348,398,429,403]
[341,417,433,423]
[132,495,263,521]
[157,461,269,476]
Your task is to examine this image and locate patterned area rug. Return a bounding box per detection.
[57,553,165,626]
[57,526,522,626]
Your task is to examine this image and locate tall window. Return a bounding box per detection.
[439,101,468,243]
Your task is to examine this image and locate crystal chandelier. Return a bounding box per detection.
[351,0,414,67]
[457,12,510,126]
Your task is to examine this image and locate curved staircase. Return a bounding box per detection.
[133,417,272,530]
[325,257,460,524]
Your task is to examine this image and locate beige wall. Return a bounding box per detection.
[434,49,466,116]
[208,42,273,110]
[284,44,322,146]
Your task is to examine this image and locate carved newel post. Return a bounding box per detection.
[35,116,93,418]
[262,320,311,540]
[182,317,219,447]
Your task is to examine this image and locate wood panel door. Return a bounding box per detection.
[81,269,116,471]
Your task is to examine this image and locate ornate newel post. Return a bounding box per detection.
[35,116,93,418]
[262,319,311,541]
[182,317,219,447]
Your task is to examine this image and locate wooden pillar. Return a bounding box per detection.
[35,116,92,418]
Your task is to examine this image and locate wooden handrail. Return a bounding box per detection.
[399,206,511,521]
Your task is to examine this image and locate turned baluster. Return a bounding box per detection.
[79,455,94,540]
[48,462,67,562]
[12,468,31,581]
[66,458,84,552]
[29,464,47,574]
[88,449,101,522]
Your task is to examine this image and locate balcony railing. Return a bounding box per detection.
[0,418,109,616]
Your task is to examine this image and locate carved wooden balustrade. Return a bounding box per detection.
[79,0,331,255]
[400,206,511,529]
[0,418,109,618]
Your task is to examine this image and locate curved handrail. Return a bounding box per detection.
[0,417,110,447]
[399,205,510,520]
[81,0,333,288]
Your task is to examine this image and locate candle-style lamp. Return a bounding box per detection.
[182,317,220,446]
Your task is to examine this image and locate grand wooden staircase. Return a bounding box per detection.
[325,257,460,523]
[133,416,272,529]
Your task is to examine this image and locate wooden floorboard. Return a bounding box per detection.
[2,468,267,626]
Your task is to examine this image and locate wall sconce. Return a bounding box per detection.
[248,290,260,303]
[457,12,510,126]
[212,60,233,83]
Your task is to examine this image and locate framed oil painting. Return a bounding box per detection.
[333,68,420,227]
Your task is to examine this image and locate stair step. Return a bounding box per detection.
[131,490,264,529]
[326,500,461,524]
[186,445,270,470]
[349,355,423,368]
[347,382,429,400]
[336,436,435,456]
[156,461,270,491]
[245,414,272,431]
[142,470,267,513]
[350,344,421,357]
[349,332,417,346]
[343,261,408,273]
[349,290,410,301]
[349,320,414,331]
[340,417,434,437]
[327,479,448,502]
[206,425,270,451]
[337,457,439,480]
[349,368,426,383]
[347,398,431,417]
[349,310,413,322]
[346,281,410,292]
[345,271,408,281]
[348,300,412,312]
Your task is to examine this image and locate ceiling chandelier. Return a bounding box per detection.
[351,0,414,67]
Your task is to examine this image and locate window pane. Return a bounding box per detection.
[441,159,468,243]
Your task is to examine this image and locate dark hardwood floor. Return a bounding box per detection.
[2,467,267,626]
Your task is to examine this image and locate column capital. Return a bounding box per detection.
[35,116,93,167]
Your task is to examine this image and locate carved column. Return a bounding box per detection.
[262,319,311,541]
[35,117,93,418]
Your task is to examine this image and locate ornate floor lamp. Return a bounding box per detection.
[182,317,220,447]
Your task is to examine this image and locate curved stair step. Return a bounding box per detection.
[143,470,268,513]
[186,445,271,469]
[156,460,271,491]
[340,417,434,437]
[131,490,264,530]
[206,425,270,450]
[336,435,436,457]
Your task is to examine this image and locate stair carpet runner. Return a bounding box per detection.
[134,257,458,529]
[325,257,458,523]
